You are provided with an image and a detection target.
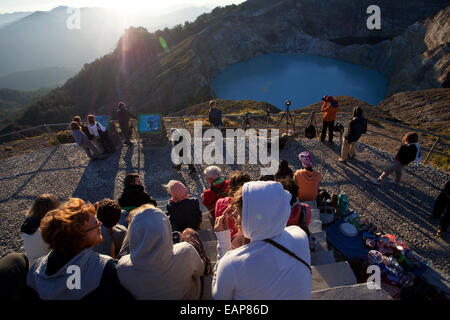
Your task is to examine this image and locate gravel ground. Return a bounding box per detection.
[0,136,449,282]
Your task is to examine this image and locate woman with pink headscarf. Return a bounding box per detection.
[294,152,322,201]
[164,180,203,232]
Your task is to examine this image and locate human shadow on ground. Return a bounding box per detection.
[72,149,121,203]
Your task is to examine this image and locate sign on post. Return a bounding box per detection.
[138,114,162,133]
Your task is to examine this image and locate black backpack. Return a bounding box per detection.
[316,188,331,207]
[305,112,318,139]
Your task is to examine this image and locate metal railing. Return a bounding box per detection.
[1,112,449,165]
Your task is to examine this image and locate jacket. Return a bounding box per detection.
[294,169,321,201]
[118,184,157,209]
[202,178,229,211]
[212,181,312,300]
[345,116,367,142]
[88,122,106,138]
[167,198,202,232]
[117,107,130,128]
[209,108,222,127]
[321,100,339,122]
[93,225,127,258]
[396,144,418,166]
[116,207,204,299]
[215,197,239,239]
[27,248,133,300]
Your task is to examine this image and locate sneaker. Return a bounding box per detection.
[348,155,355,160]
[436,229,443,237]
[338,158,347,163]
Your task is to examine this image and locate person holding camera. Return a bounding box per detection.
[320,96,339,143]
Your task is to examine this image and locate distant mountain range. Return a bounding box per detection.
[0,5,212,88]
[0,11,32,27]
[0,67,77,91]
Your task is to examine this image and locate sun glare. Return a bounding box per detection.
[92,0,169,14]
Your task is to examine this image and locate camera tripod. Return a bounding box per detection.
[277,104,296,133]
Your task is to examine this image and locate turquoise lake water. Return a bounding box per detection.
[211,53,388,109]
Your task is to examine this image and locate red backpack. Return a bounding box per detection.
[287,203,311,234]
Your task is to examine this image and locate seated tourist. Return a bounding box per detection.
[274,160,294,180]
[21,194,60,265]
[71,121,103,161]
[294,152,321,202]
[214,171,251,248]
[93,199,127,258]
[164,180,202,232]
[277,176,311,236]
[72,115,93,140]
[212,181,312,299]
[202,166,229,219]
[118,173,157,214]
[116,204,205,299]
[26,198,133,300]
[87,114,114,154]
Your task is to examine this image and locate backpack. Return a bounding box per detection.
[287,203,311,236]
[305,112,318,139]
[333,121,344,133]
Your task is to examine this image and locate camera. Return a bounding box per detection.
[285,100,291,107]
[321,96,327,101]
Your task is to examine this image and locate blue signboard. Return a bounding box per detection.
[138,114,162,133]
[95,115,109,130]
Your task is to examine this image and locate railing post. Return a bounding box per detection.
[424,137,440,164]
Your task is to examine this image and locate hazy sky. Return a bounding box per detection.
[0,0,246,14]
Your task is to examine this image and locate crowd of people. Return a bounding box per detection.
[70,102,133,161]
[1,150,327,300]
[0,96,446,301]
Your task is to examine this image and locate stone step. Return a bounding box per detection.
[312,261,357,291]
[311,283,392,300]
[311,250,335,266]
[309,219,323,234]
[311,209,320,221]
[310,231,328,251]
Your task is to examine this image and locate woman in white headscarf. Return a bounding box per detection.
[116,204,204,299]
[212,181,312,300]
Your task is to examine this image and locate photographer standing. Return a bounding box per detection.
[320,96,339,143]
[208,100,222,130]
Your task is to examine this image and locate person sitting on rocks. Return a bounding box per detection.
[118,173,157,216]
[371,132,422,185]
[72,116,93,140]
[214,171,251,249]
[116,204,206,299]
[294,152,321,202]
[26,198,133,300]
[87,114,114,154]
[202,166,229,222]
[212,181,312,299]
[93,199,127,258]
[164,180,202,232]
[274,159,294,180]
[338,106,367,163]
[21,194,60,266]
[71,121,103,161]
